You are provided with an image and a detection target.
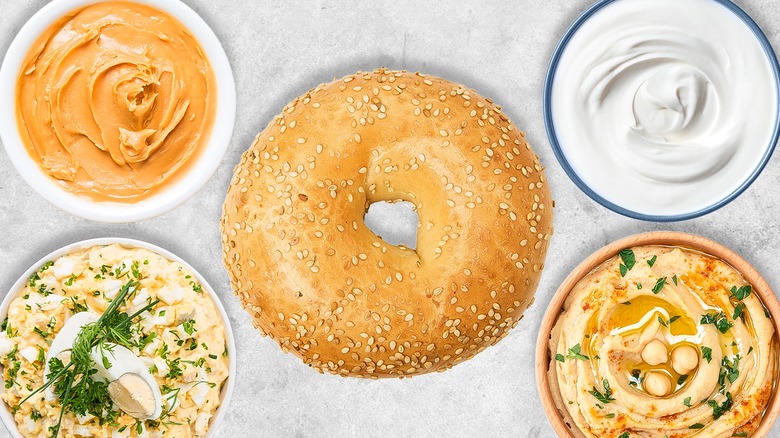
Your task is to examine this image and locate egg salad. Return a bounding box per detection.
[0,244,230,437]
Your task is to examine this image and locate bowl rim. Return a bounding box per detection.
[0,237,237,438]
[542,0,780,222]
[534,231,780,437]
[0,0,236,223]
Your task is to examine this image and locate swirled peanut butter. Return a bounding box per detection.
[16,2,216,202]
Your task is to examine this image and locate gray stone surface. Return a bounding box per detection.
[1,0,779,437]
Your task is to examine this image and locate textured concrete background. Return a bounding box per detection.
[1,0,779,437]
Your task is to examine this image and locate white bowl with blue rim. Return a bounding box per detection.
[544,0,780,222]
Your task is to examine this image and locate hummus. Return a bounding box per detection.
[0,244,229,437]
[16,2,216,202]
[549,246,777,437]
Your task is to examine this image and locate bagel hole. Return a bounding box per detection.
[364,201,418,250]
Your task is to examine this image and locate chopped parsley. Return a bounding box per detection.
[165,357,183,380]
[658,315,680,327]
[708,392,733,419]
[64,275,78,286]
[647,255,657,267]
[618,249,636,277]
[701,312,732,334]
[677,374,689,386]
[672,274,678,286]
[718,356,740,390]
[652,277,668,294]
[588,379,615,404]
[684,397,692,407]
[131,261,142,279]
[733,303,746,321]
[555,353,565,362]
[619,249,636,269]
[69,296,88,313]
[182,319,197,336]
[701,346,713,363]
[566,343,589,361]
[28,261,53,287]
[730,285,752,300]
[190,281,203,293]
[690,423,705,429]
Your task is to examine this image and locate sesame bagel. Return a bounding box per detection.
[221,69,553,378]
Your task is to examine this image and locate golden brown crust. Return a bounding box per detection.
[220,69,553,377]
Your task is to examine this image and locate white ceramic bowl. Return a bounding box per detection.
[0,0,236,223]
[0,238,236,438]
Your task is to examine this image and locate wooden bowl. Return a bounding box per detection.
[535,231,780,437]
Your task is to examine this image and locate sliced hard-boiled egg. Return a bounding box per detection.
[91,343,163,420]
[44,312,100,376]
[45,312,163,420]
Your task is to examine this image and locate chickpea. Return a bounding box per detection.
[671,345,699,375]
[644,371,672,397]
[641,339,668,366]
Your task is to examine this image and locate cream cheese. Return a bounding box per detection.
[551,0,778,216]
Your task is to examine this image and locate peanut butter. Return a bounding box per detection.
[16,2,216,202]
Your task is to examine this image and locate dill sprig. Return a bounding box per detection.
[17,280,160,437]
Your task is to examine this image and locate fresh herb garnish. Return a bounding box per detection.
[677,374,689,386]
[555,353,565,362]
[647,255,657,267]
[690,423,705,429]
[64,275,77,287]
[16,280,159,437]
[190,281,203,293]
[618,249,636,277]
[652,277,668,294]
[701,346,713,363]
[718,356,740,390]
[658,315,680,327]
[566,343,589,361]
[182,319,196,336]
[672,274,678,286]
[165,357,183,380]
[684,397,692,407]
[708,392,733,419]
[701,312,733,334]
[733,303,746,321]
[588,379,615,404]
[730,285,752,300]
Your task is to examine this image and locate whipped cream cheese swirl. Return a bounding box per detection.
[588,27,736,184]
[551,0,777,216]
